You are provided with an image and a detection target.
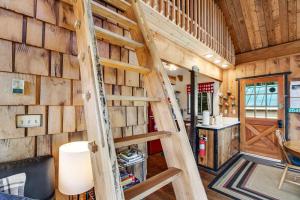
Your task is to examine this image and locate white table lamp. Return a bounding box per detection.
[58,141,94,196]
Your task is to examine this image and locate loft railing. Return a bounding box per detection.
[142,0,235,65]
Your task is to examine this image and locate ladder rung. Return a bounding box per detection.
[92,1,137,30]
[114,131,172,148]
[95,26,144,49]
[99,58,151,74]
[124,167,182,200]
[102,0,131,11]
[106,95,161,102]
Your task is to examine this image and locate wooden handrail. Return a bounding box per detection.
[143,0,235,65]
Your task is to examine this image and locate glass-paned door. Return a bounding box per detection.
[245,82,279,119]
[240,76,284,159]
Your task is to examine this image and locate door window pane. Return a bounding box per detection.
[267,108,278,119]
[246,108,255,118]
[255,108,266,118]
[256,95,266,107]
[267,82,277,93]
[244,81,279,119]
[246,84,255,94]
[256,83,266,94]
[245,95,254,107]
[267,94,278,107]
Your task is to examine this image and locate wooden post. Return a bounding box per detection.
[190,66,199,160]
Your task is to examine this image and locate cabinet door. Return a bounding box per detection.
[230,126,239,157]
[218,128,232,166]
[218,126,240,167]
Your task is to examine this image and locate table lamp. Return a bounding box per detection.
[58,141,94,198]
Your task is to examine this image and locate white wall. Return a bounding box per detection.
[166,67,220,119]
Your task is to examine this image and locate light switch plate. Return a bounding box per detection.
[16,114,42,128]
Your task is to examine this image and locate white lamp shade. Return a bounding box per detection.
[58,141,94,195]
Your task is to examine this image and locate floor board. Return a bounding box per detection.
[145,153,230,200]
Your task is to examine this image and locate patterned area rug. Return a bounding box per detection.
[209,155,300,200]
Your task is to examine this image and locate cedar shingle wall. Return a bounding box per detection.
[0,0,147,197]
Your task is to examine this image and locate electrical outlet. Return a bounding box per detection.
[16,115,42,128]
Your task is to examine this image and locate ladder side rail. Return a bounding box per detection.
[129,1,208,199]
[124,5,178,133]
[73,0,124,199]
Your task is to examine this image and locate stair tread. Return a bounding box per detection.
[124,167,182,200]
[99,58,151,74]
[95,26,144,49]
[114,131,172,148]
[107,95,160,102]
[102,0,131,11]
[91,1,137,30]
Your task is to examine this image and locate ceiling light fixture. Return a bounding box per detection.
[205,54,213,58]
[165,63,177,71]
[214,59,221,64]
[222,64,229,68]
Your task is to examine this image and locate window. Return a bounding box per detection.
[187,82,214,115]
[245,82,278,119]
[198,92,213,115]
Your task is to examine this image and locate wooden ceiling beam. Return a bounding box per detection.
[154,33,223,81]
[236,40,300,64]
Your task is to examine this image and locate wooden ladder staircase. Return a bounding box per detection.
[73,0,207,199]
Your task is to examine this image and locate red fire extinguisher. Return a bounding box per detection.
[199,136,207,157]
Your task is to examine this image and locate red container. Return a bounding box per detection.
[147,106,163,155]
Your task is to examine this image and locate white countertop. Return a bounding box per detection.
[196,117,240,130]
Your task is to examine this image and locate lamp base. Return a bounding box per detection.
[87,188,95,200]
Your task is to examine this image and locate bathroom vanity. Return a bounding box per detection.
[197,118,240,173]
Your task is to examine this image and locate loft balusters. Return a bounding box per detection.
[142,0,235,65]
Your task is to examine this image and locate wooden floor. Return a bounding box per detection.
[145,153,230,200]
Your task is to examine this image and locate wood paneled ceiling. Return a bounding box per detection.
[216,0,300,54]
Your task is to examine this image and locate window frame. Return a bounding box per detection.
[187,83,214,116]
